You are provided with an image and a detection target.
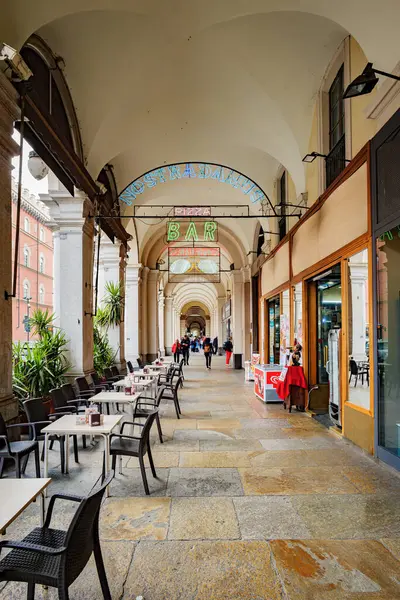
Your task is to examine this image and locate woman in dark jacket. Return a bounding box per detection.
[203,337,213,370]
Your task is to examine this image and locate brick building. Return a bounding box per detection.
[11,178,54,341]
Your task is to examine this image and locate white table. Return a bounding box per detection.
[93,391,141,419]
[41,415,123,497]
[113,375,156,397]
[0,478,51,534]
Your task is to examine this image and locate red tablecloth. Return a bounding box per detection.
[275,366,307,400]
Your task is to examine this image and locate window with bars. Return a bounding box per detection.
[326,65,345,188]
[23,247,29,267]
[39,255,45,274]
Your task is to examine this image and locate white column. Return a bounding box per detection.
[217,296,225,352]
[125,264,141,364]
[165,295,174,354]
[97,236,122,367]
[158,288,165,357]
[140,267,149,360]
[232,270,244,368]
[147,269,159,361]
[41,187,93,375]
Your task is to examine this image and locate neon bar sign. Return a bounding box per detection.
[119,163,266,206]
[169,247,219,257]
[167,221,217,242]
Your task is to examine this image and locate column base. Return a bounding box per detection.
[146,353,158,363]
[0,395,19,423]
[233,353,243,369]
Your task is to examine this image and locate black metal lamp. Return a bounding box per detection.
[302,152,351,164]
[343,62,400,99]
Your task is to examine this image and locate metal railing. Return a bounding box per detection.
[326,135,346,188]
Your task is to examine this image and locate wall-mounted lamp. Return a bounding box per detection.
[302,151,351,164]
[343,62,400,99]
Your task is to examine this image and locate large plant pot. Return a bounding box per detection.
[43,397,54,415]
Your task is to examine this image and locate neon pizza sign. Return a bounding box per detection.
[119,162,267,206]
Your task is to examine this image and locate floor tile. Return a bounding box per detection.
[127,451,180,468]
[294,493,400,538]
[124,540,283,599]
[153,438,200,452]
[239,467,359,495]
[271,539,400,599]
[179,451,252,468]
[200,439,263,451]
[174,428,233,441]
[167,467,243,496]
[260,437,340,451]
[197,418,242,430]
[101,497,171,540]
[248,449,315,469]
[234,496,311,539]
[110,467,169,496]
[380,538,400,560]
[168,497,240,540]
[342,465,400,493]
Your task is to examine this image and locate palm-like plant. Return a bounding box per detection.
[97,281,124,328]
[93,321,115,375]
[29,308,55,338]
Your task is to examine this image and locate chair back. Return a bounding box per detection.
[111,366,120,377]
[155,386,166,408]
[349,360,358,375]
[0,413,8,449]
[173,376,183,395]
[50,388,69,410]
[23,397,48,436]
[91,372,102,387]
[104,368,113,380]
[127,360,134,373]
[61,383,76,402]
[137,357,144,369]
[62,470,114,586]
[75,376,90,393]
[138,410,158,453]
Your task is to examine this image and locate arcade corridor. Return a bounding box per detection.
[1,356,400,599]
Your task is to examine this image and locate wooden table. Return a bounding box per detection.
[0,478,51,534]
[41,415,123,497]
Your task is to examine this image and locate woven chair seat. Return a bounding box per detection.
[0,527,66,584]
[0,440,37,457]
[110,437,140,456]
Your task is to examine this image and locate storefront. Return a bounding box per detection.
[371,109,400,470]
[222,299,231,340]
[260,143,374,454]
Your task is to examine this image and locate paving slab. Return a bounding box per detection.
[168,497,240,540]
[234,496,311,539]
[101,497,171,540]
[167,467,244,496]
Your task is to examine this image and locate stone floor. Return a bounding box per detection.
[2,355,400,599]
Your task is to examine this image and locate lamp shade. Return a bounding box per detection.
[343,63,379,99]
[27,151,49,180]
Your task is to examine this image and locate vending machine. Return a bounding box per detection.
[327,329,342,427]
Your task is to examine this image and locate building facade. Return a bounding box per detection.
[11,178,54,341]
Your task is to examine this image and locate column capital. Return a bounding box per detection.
[126,263,142,284]
[40,190,86,230]
[147,269,160,283]
[231,269,244,283]
[141,266,150,282]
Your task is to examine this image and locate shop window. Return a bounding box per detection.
[268,295,280,364]
[39,254,45,274]
[347,249,370,410]
[326,65,345,188]
[280,289,290,365]
[293,282,303,363]
[23,246,29,267]
[24,217,30,233]
[376,227,400,458]
[278,171,287,241]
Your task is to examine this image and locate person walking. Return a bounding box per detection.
[203,337,213,369]
[223,337,233,366]
[181,334,190,365]
[212,336,218,355]
[172,338,181,363]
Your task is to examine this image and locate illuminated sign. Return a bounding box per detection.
[174,206,211,217]
[119,163,267,206]
[167,221,217,242]
[168,247,220,283]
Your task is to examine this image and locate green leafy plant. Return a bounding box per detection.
[93,321,115,375]
[12,310,71,406]
[96,281,124,328]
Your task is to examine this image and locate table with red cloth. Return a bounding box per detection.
[275,366,308,412]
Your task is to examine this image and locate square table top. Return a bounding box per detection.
[41,414,123,435]
[0,478,51,532]
[93,391,141,403]
[113,376,154,387]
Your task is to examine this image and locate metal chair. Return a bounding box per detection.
[50,389,87,449]
[111,366,124,380]
[0,470,114,600]
[349,359,369,387]
[75,376,103,397]
[109,410,158,495]
[126,361,134,373]
[0,414,40,479]
[60,383,92,409]
[91,373,110,391]
[135,386,165,443]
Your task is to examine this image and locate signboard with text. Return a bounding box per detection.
[167,220,218,243]
[168,247,220,283]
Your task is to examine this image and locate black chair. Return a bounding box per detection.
[109,411,158,495]
[135,386,165,443]
[157,364,175,387]
[50,389,87,450]
[111,366,124,380]
[0,414,40,479]
[159,377,183,419]
[91,373,110,391]
[0,470,114,600]
[126,361,135,373]
[349,359,369,387]
[60,383,92,408]
[23,397,75,473]
[137,357,145,369]
[75,376,105,398]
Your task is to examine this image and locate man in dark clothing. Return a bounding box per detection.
[181,334,190,365]
[212,336,218,355]
[203,337,213,369]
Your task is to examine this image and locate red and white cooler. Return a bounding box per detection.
[254,364,283,403]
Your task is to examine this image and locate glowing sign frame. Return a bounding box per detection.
[168,247,220,283]
[166,221,218,242]
[119,162,271,207]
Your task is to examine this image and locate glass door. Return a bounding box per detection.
[268,295,280,364]
[315,264,342,384]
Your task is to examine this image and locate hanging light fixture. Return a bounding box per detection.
[343,62,400,99]
[27,150,49,180]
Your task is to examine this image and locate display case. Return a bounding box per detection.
[254,364,283,403]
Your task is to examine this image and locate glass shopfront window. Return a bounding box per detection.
[377,226,400,459]
[315,264,342,384]
[293,282,303,363]
[347,249,370,410]
[268,295,280,364]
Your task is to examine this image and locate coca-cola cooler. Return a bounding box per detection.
[254,364,283,403]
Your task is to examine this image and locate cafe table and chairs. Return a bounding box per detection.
[92,391,141,420]
[41,414,123,497]
[0,478,51,534]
